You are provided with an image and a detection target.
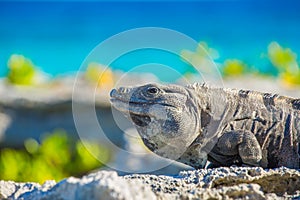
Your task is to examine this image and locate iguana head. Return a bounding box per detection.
[110,83,201,160]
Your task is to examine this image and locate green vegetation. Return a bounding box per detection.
[0,130,110,184]
[181,41,300,86]
[7,54,37,85]
[181,42,250,78]
[85,62,114,90]
[6,41,300,87]
[222,59,248,77]
[267,42,300,87]
[181,41,219,75]
[181,41,219,62]
[268,42,297,70]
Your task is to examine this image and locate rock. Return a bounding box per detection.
[0,76,131,148]
[125,166,300,199]
[1,167,299,200]
[0,73,158,148]
[1,171,156,200]
[0,180,54,199]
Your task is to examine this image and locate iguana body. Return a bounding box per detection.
[110,83,300,169]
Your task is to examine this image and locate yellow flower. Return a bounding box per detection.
[85,62,114,90]
[280,71,300,88]
[222,59,247,77]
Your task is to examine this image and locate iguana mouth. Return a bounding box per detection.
[110,97,151,126]
[111,97,176,110]
[128,101,176,108]
[129,113,151,127]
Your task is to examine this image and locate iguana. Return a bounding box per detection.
[110,83,300,169]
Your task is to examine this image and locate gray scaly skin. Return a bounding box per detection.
[110,83,300,169]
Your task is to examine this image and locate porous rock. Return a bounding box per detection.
[125,166,300,199]
[1,171,155,200]
[1,167,300,200]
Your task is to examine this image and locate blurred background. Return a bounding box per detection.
[0,0,300,184]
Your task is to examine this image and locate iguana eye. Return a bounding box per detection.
[147,87,159,94]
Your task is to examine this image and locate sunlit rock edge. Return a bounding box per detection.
[1,167,299,200]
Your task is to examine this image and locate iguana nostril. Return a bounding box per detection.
[110,89,117,97]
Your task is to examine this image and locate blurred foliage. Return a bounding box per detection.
[280,72,300,87]
[85,62,114,90]
[180,41,300,87]
[181,41,219,61]
[222,59,248,77]
[180,41,219,66]
[181,41,219,75]
[6,41,300,88]
[268,42,297,70]
[267,42,300,87]
[0,130,110,184]
[7,54,37,85]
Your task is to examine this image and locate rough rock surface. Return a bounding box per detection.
[0,171,155,200]
[1,167,299,200]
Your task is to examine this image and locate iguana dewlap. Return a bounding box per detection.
[110,83,300,169]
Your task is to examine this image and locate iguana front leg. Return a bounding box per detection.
[208,130,262,167]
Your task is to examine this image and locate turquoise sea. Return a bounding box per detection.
[1,0,300,78]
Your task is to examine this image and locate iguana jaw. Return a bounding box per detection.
[110,87,176,116]
[110,87,157,127]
